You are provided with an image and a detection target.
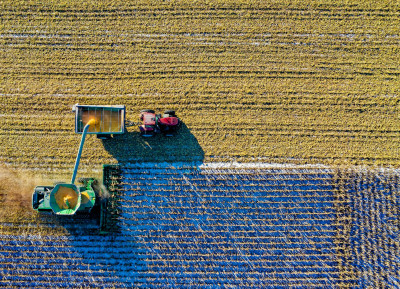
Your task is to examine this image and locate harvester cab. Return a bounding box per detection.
[139,109,180,136]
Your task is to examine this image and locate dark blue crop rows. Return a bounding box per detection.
[117,165,340,288]
[2,165,398,288]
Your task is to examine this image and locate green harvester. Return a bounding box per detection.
[32,104,125,233]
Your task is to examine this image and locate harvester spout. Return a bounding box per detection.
[71,118,98,184]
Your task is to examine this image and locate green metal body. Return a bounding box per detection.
[32,179,96,215]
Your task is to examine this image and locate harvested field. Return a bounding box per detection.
[1,0,400,177]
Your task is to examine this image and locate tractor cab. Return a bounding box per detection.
[139,109,180,136]
[139,110,157,136]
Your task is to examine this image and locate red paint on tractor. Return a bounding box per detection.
[159,117,179,126]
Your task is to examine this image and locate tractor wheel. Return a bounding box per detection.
[164,110,176,116]
[140,109,155,113]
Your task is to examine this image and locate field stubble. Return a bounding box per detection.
[1,1,400,174]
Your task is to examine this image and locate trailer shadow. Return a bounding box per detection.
[101,121,204,164]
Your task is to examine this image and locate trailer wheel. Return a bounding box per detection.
[97,134,112,140]
[140,109,155,113]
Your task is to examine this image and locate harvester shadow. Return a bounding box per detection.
[101,121,204,164]
[39,123,204,235]
[37,210,102,235]
[33,122,205,284]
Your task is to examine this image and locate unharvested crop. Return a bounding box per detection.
[0,163,398,287]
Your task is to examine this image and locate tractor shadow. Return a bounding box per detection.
[101,121,204,164]
[97,121,204,236]
[31,122,206,284]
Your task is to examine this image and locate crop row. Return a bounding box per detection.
[0,263,340,274]
[2,93,398,113]
[0,236,340,251]
[2,165,399,287]
[2,60,399,78]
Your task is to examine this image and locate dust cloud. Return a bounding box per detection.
[0,166,47,209]
[92,180,110,199]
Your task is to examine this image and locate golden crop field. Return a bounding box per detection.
[1,2,400,287]
[1,0,400,178]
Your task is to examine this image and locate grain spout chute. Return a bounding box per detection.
[32,104,126,233]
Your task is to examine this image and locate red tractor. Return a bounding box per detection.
[139,109,180,136]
